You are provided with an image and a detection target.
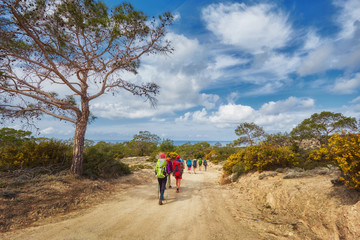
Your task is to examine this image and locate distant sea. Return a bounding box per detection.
[93,140,232,146]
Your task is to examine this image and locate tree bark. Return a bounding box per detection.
[70,97,89,176]
[71,117,88,175]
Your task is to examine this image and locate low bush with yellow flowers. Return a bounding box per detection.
[0,139,72,169]
[307,144,335,168]
[310,132,360,189]
[329,132,360,189]
[223,143,298,175]
[223,150,246,174]
[205,150,219,161]
[167,152,179,159]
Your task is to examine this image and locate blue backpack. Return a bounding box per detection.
[187,159,192,167]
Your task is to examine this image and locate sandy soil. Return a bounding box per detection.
[0,165,266,240]
[1,161,359,240]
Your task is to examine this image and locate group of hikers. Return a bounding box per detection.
[155,153,208,205]
[186,157,207,173]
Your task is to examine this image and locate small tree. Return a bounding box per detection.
[0,127,33,146]
[291,112,357,146]
[193,151,204,159]
[234,122,265,146]
[0,0,173,175]
[159,138,176,153]
[265,132,291,147]
[126,131,160,156]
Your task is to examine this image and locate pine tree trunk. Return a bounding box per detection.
[71,117,88,175]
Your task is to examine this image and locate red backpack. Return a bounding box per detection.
[173,160,181,177]
[179,160,185,172]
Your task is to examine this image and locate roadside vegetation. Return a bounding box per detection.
[1,111,359,190]
[223,111,360,191]
[0,128,235,178]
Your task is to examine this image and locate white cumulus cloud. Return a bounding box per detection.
[202,3,292,53]
[177,97,316,132]
[332,73,360,94]
[260,97,315,115]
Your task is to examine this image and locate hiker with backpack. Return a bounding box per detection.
[186,158,192,174]
[155,153,170,205]
[178,157,185,174]
[198,158,202,171]
[203,158,208,171]
[192,159,197,174]
[173,156,183,193]
[166,156,173,188]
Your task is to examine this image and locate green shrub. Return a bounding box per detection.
[83,144,130,179]
[232,161,247,175]
[231,161,248,181]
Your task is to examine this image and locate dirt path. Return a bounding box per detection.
[1,167,262,240]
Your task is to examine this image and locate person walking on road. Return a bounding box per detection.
[166,156,173,188]
[178,157,185,174]
[186,158,192,174]
[155,153,170,205]
[203,158,208,171]
[173,156,183,193]
[198,158,202,171]
[192,159,197,174]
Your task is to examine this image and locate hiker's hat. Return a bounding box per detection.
[176,156,180,159]
[160,153,166,158]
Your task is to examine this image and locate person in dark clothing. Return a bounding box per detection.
[203,159,208,171]
[192,159,197,174]
[166,156,173,188]
[155,153,170,205]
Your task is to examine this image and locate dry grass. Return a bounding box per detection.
[0,157,156,233]
[0,167,122,232]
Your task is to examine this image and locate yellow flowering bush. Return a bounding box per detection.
[329,132,360,189]
[0,139,72,169]
[308,132,360,189]
[223,143,297,174]
[223,150,245,174]
[307,145,335,169]
[244,144,297,172]
[205,150,219,161]
[167,152,179,159]
[308,147,332,162]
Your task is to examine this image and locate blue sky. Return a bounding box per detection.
[18,0,360,142]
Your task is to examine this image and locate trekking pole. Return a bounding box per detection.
[157,180,159,199]
[166,176,169,203]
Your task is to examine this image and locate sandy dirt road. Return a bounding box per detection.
[1,166,263,240]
